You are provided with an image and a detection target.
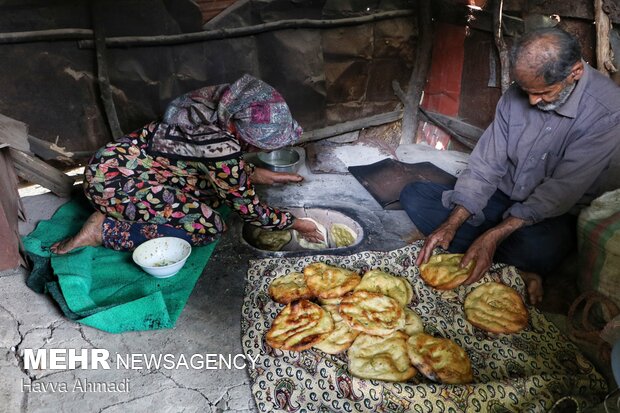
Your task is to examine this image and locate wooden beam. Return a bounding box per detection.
[298,111,403,143]
[595,0,618,76]
[92,0,124,139]
[493,0,511,94]
[0,113,30,153]
[78,10,415,48]
[9,148,74,197]
[0,28,92,44]
[419,108,484,150]
[394,0,433,145]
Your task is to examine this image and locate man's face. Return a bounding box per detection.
[515,73,574,111]
[513,61,583,111]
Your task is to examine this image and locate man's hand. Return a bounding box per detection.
[461,233,498,284]
[416,223,458,266]
[291,218,324,243]
[461,215,528,284]
[416,206,471,266]
[251,167,303,185]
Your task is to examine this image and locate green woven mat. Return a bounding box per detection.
[241,242,608,412]
[23,196,226,333]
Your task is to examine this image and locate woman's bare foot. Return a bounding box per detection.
[520,271,544,306]
[50,212,105,254]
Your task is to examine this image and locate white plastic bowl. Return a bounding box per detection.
[132,237,192,278]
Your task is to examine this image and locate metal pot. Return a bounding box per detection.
[257,148,301,173]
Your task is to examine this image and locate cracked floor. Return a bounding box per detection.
[0,146,418,413]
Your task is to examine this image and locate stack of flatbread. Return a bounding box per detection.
[265,263,475,384]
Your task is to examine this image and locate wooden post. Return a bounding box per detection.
[493,0,511,94]
[393,0,433,145]
[91,0,123,140]
[594,0,618,77]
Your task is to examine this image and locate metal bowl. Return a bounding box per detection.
[257,148,301,173]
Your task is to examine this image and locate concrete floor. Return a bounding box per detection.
[1,144,616,412]
[0,147,417,413]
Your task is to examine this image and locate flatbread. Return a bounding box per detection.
[407,333,473,384]
[250,227,292,251]
[303,262,361,299]
[268,272,314,304]
[313,304,360,354]
[348,331,416,382]
[419,253,474,290]
[354,269,414,307]
[265,300,334,352]
[464,282,529,334]
[295,217,328,250]
[400,308,425,336]
[330,223,357,248]
[339,290,405,336]
[318,296,342,306]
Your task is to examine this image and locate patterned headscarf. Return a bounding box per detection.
[162,74,302,151]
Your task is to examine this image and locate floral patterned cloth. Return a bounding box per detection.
[83,122,294,251]
[241,242,608,412]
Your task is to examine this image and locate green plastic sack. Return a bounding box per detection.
[577,189,620,307]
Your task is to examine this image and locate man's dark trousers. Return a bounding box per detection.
[400,182,577,274]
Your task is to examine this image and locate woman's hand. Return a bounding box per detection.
[251,167,303,185]
[291,218,324,243]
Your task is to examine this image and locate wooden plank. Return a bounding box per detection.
[595,0,618,76]
[0,113,30,153]
[0,148,27,269]
[299,110,403,143]
[419,108,484,150]
[202,0,248,27]
[9,148,74,197]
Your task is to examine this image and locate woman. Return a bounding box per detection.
[51,74,321,253]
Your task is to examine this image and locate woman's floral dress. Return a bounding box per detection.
[83,122,295,251]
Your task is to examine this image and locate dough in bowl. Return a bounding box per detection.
[330,223,357,247]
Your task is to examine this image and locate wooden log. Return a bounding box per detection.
[0,10,415,49]
[394,0,433,145]
[595,0,618,76]
[298,111,403,143]
[493,0,511,94]
[0,28,92,44]
[78,10,415,48]
[92,0,124,140]
[418,108,484,150]
[9,148,74,197]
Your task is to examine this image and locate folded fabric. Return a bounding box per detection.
[23,196,227,333]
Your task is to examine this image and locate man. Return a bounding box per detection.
[400,28,620,305]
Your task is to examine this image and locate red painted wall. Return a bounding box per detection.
[417,22,467,150]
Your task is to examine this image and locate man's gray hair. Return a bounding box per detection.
[510,28,582,85]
